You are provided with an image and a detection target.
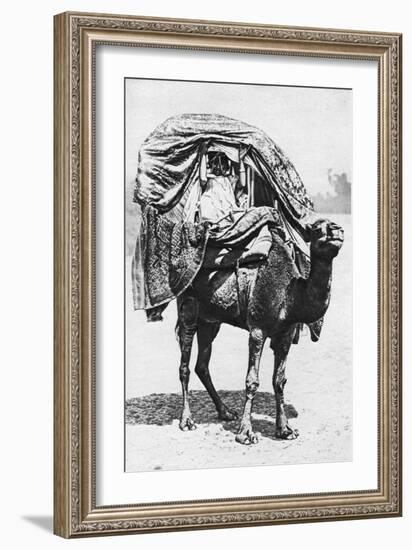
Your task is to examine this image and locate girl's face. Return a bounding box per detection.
[209,153,231,176]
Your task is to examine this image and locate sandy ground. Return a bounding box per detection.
[125,214,352,473]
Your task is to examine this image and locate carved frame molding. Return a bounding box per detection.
[54,12,402,538]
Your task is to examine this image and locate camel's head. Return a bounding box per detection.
[307,218,344,259]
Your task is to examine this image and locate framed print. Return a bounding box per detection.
[53,12,402,538]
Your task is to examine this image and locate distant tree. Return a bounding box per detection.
[312,170,351,214]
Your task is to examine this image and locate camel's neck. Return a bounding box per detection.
[294,252,334,324]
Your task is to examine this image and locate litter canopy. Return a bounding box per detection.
[133,113,314,227]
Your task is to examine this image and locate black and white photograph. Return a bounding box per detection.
[125,78,352,473]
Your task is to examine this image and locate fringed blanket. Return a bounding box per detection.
[131,206,209,310]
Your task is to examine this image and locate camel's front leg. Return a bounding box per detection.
[177,296,198,431]
[272,330,299,440]
[236,328,266,445]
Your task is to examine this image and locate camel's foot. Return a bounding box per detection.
[179,416,197,431]
[218,405,238,421]
[275,424,299,440]
[235,427,259,445]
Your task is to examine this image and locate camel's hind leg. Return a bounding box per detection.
[176,295,198,431]
[272,329,299,440]
[236,328,266,445]
[195,320,238,421]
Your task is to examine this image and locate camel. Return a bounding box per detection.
[175,218,344,445]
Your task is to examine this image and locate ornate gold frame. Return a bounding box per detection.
[53,11,402,538]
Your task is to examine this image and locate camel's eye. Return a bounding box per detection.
[310,222,325,237]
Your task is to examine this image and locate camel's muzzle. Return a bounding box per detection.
[327,224,344,242]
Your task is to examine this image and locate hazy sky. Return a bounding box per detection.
[126,78,352,196]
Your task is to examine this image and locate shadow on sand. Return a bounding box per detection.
[126,390,297,441]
